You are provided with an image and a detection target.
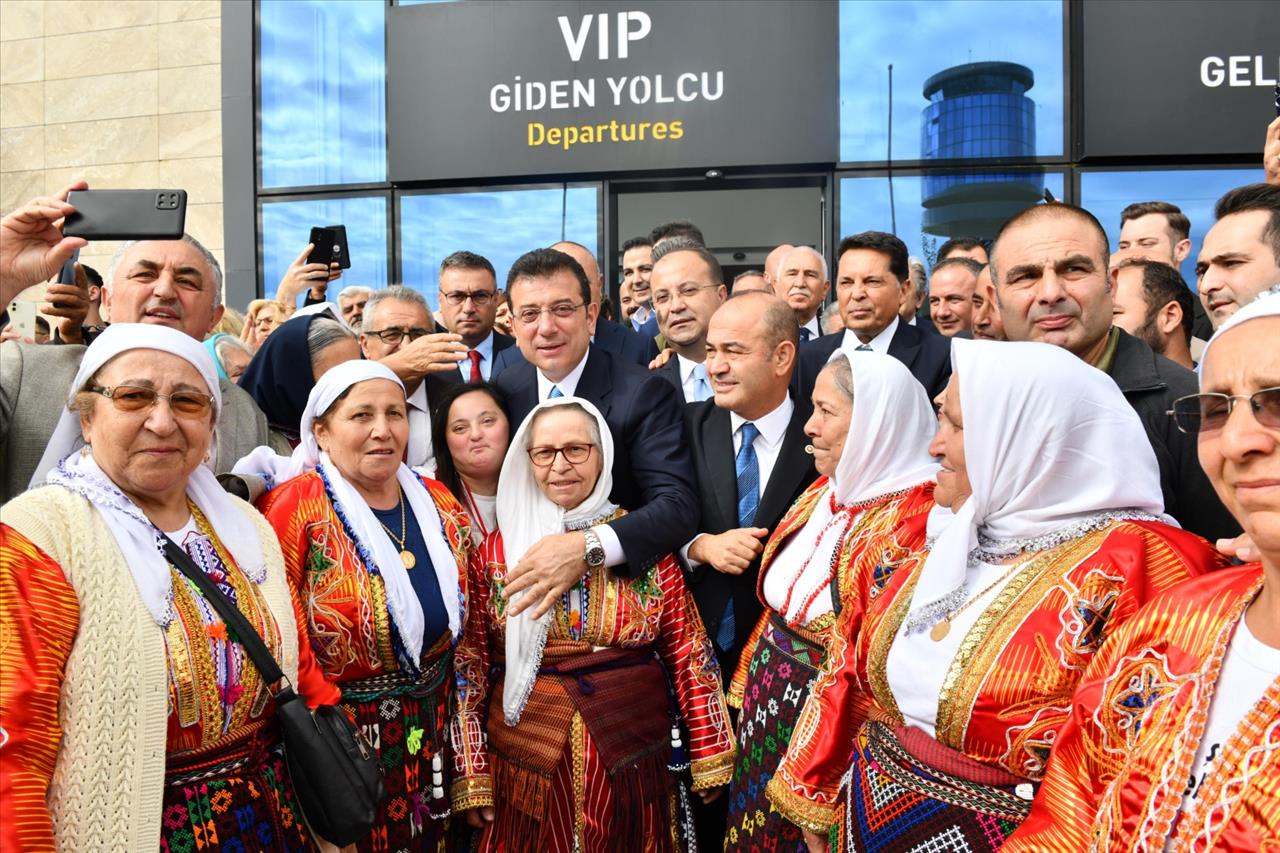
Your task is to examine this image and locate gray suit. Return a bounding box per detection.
[0,340,277,504]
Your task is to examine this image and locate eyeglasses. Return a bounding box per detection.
[441,290,497,307]
[365,326,430,345]
[514,302,586,326]
[527,443,595,468]
[89,384,214,418]
[1168,388,1280,434]
[651,283,720,307]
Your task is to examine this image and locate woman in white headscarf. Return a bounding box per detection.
[723,351,939,853]
[1005,289,1280,853]
[451,397,736,853]
[771,339,1226,853]
[254,359,472,852]
[0,323,339,852]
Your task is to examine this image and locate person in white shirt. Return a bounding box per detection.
[777,246,828,343]
[650,241,727,403]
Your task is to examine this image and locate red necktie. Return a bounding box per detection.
[467,350,482,383]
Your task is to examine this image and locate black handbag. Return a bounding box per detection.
[164,538,386,846]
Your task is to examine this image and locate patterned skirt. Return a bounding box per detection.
[341,642,455,853]
[161,732,314,853]
[725,613,826,853]
[833,721,1036,853]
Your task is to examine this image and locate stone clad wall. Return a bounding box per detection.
[0,0,224,295]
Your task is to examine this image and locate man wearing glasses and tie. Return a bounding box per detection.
[434,250,516,384]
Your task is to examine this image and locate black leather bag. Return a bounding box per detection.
[164,539,385,846]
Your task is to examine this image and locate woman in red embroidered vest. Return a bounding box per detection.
[767,340,1224,853]
[0,325,339,852]
[1004,290,1280,852]
[452,397,736,852]
[255,360,472,853]
[723,351,936,852]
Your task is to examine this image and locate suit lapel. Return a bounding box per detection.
[888,320,921,369]
[703,405,739,527]
[755,400,815,528]
[575,347,614,419]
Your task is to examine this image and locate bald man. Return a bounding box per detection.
[763,243,794,290]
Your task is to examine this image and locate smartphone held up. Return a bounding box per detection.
[63,190,187,241]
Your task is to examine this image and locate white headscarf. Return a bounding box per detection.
[496,396,618,725]
[765,350,938,620]
[39,323,268,625]
[250,359,460,671]
[903,339,1170,634]
[1199,286,1280,379]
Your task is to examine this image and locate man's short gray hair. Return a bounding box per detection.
[651,236,703,264]
[780,245,828,281]
[362,285,429,328]
[106,234,224,306]
[337,284,375,302]
[908,257,928,297]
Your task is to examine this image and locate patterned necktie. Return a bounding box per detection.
[718,422,761,651]
[548,386,563,399]
[799,327,812,343]
[691,362,713,402]
[467,350,482,383]
[855,343,873,351]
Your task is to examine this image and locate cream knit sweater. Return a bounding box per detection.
[1,485,300,853]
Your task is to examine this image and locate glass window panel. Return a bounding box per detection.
[1079,169,1260,289]
[259,0,386,188]
[398,186,599,310]
[260,195,389,301]
[838,0,1064,163]
[839,170,1065,266]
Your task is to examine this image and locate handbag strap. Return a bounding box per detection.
[163,537,289,691]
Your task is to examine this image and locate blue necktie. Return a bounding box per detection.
[855,343,872,352]
[799,327,812,342]
[718,422,760,651]
[548,386,563,399]
[691,362,712,402]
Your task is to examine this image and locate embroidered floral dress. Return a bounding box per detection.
[767,519,1224,851]
[1004,564,1280,853]
[258,472,472,853]
[451,519,737,853]
[0,508,340,853]
[722,479,934,852]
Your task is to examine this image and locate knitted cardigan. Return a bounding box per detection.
[0,485,301,853]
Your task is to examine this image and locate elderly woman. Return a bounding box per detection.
[769,340,1225,853]
[451,398,736,852]
[0,324,338,852]
[256,360,472,852]
[240,309,360,445]
[1004,291,1280,852]
[244,297,289,351]
[204,331,253,383]
[723,352,937,852]
[430,381,510,545]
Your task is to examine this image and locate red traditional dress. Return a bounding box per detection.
[767,519,1224,849]
[257,471,471,853]
[1,508,340,853]
[451,521,737,853]
[723,479,935,852]
[1004,564,1280,852]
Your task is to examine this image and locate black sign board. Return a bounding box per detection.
[387,0,838,182]
[1081,0,1278,158]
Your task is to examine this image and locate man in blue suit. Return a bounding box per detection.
[795,231,952,401]
[496,248,699,618]
[491,241,658,376]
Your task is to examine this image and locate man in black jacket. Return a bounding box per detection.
[991,202,1239,542]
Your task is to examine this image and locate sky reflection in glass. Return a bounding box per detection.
[260,196,389,302]
[399,187,599,310]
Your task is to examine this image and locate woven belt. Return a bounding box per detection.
[165,734,277,787]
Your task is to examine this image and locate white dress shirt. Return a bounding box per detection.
[681,395,795,567]
[800,316,822,341]
[842,314,899,355]
[676,353,710,404]
[405,381,435,470]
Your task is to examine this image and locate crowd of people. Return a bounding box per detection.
[0,120,1278,853]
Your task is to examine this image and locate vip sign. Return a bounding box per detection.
[387,0,837,182]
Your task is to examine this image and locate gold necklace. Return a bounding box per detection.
[929,560,1023,642]
[376,488,416,570]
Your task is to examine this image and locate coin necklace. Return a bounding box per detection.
[376,488,416,570]
[929,560,1023,642]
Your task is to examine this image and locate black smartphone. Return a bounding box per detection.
[56,247,80,285]
[308,225,352,269]
[63,190,187,241]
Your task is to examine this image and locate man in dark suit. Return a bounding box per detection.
[795,232,952,401]
[433,250,515,383]
[777,245,829,342]
[650,240,726,403]
[495,248,699,618]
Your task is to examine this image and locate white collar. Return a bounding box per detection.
[406,380,429,411]
[730,394,794,447]
[470,329,495,361]
[801,316,821,337]
[843,314,899,354]
[675,352,705,383]
[536,349,590,400]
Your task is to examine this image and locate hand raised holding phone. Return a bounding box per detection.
[277,242,342,307]
[0,180,88,309]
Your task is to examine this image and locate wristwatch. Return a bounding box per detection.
[583,529,606,568]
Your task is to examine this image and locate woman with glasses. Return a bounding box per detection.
[452,397,736,852]
[769,340,1223,853]
[256,359,472,852]
[1004,291,1280,853]
[431,381,510,545]
[0,324,339,852]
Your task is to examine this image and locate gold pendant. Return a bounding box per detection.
[930,619,951,642]
[400,549,416,570]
